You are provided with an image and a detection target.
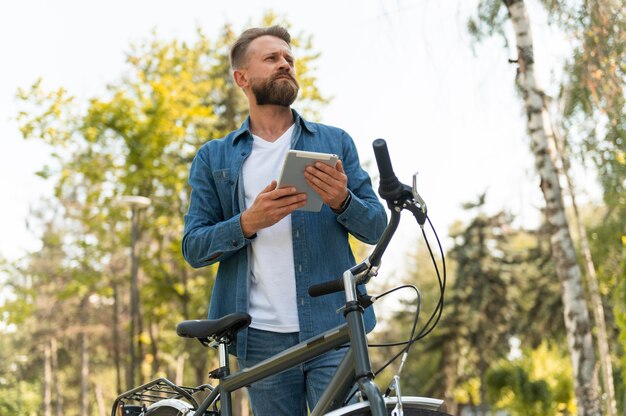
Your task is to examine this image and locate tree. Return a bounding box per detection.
[486,342,575,415]
[468,1,604,413]
[553,2,626,413]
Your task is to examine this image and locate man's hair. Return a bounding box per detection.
[230,25,292,70]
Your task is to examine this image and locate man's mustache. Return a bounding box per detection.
[271,71,297,84]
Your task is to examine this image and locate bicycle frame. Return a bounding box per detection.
[190,210,403,416]
[193,279,387,414]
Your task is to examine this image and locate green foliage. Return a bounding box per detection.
[466,0,509,48]
[4,14,329,414]
[0,329,41,414]
[487,366,552,415]
[445,195,531,376]
[486,342,575,415]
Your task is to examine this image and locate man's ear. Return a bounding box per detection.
[233,69,248,88]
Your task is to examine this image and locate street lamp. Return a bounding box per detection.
[119,195,151,390]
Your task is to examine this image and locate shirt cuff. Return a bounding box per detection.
[332,192,352,215]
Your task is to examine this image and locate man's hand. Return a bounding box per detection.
[240,181,307,237]
[304,160,349,211]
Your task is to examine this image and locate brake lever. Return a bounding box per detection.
[412,172,427,214]
[390,172,427,226]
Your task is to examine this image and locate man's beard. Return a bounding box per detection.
[251,72,299,107]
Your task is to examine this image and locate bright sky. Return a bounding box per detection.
[0,0,599,272]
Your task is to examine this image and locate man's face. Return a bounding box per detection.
[243,35,299,106]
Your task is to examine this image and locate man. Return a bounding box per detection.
[182,25,386,415]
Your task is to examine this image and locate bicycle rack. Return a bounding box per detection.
[110,378,214,416]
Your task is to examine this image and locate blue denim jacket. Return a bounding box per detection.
[182,110,387,358]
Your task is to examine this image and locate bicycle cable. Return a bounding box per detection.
[370,216,447,375]
[342,215,447,405]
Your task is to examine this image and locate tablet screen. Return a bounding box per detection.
[277,150,339,212]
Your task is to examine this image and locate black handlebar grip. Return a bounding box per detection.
[372,139,403,201]
[308,278,344,298]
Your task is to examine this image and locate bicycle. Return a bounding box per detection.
[111,139,452,416]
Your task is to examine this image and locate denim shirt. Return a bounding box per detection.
[182,110,387,358]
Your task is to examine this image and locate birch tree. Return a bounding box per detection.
[503,1,600,413]
[468,0,601,413]
[551,116,617,416]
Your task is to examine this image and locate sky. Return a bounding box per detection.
[0,0,600,275]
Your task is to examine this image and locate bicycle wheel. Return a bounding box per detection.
[324,396,453,416]
[142,398,194,415]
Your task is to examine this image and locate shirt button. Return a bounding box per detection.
[232,240,239,247]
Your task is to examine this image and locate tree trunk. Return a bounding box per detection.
[113,282,123,394]
[478,359,488,416]
[182,267,190,320]
[44,340,52,416]
[95,384,107,416]
[138,296,145,384]
[551,116,617,416]
[441,338,459,415]
[502,0,601,414]
[148,320,160,376]
[175,354,185,386]
[80,296,90,415]
[240,393,250,416]
[50,337,63,416]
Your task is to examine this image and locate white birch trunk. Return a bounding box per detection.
[503,0,601,414]
[95,383,107,416]
[552,116,617,416]
[175,354,185,386]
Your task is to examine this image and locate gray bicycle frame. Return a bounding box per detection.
[191,296,384,415]
[193,213,400,416]
[191,276,388,414]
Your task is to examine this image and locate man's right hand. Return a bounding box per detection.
[240,181,307,238]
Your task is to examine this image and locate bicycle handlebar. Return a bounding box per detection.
[308,263,370,298]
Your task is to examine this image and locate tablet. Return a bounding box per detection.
[277,150,339,212]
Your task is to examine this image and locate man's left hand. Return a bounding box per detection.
[304,160,349,211]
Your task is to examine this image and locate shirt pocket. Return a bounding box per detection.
[212,168,236,216]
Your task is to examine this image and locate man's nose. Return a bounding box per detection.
[277,56,292,69]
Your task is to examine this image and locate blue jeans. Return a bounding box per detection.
[237,328,346,416]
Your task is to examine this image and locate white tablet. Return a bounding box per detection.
[277,150,339,212]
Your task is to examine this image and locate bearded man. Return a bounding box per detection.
[182,25,386,416]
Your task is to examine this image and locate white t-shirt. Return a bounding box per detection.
[242,124,300,332]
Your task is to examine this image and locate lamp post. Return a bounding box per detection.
[119,195,151,390]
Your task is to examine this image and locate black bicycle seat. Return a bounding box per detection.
[176,313,252,343]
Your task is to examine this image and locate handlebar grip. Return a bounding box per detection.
[308,278,344,298]
[372,139,404,201]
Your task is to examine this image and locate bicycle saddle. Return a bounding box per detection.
[176,312,252,343]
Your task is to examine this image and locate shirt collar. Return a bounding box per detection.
[232,108,316,144]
